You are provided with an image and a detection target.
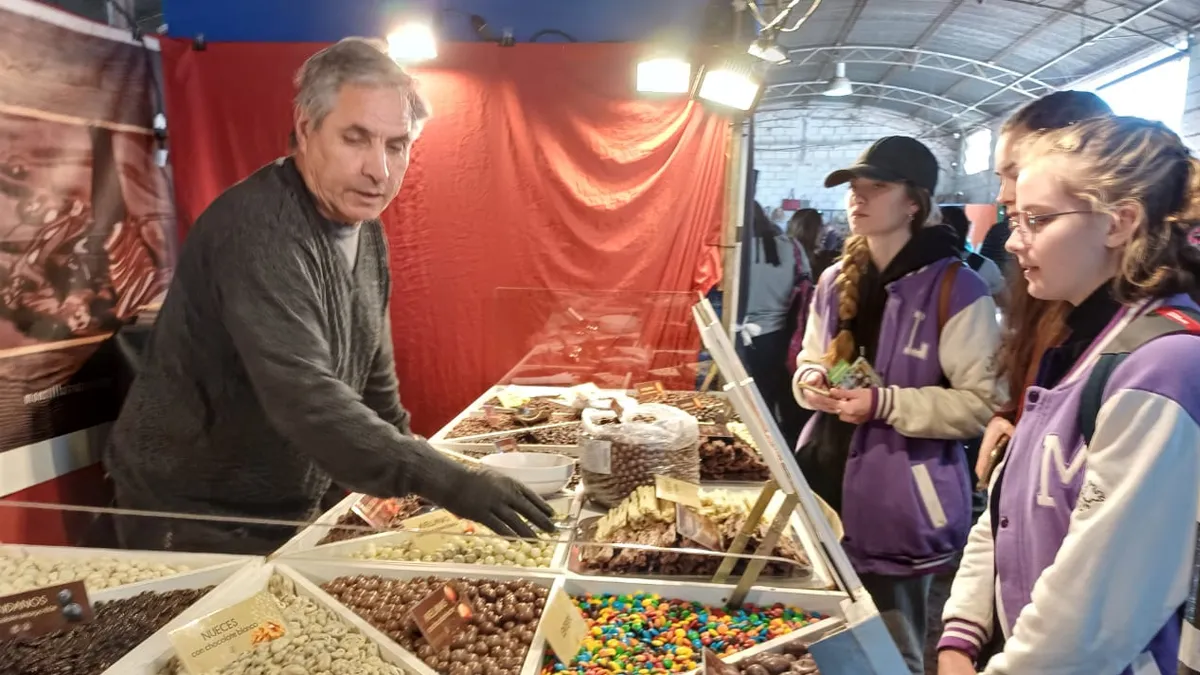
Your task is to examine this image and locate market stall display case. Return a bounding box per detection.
[0,296,905,675]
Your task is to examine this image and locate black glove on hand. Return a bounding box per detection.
[436,468,557,539]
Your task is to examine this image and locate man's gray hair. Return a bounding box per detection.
[292,37,431,143]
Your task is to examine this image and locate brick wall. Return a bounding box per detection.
[753,106,961,220]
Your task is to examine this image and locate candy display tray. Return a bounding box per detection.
[281,558,563,675]
[92,559,264,674]
[429,385,617,458]
[533,573,844,675]
[280,491,584,573]
[0,543,258,596]
[101,560,422,675]
[568,485,836,591]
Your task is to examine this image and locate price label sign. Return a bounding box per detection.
[543,587,589,665]
[0,581,93,643]
[676,397,702,415]
[410,583,474,651]
[169,592,287,674]
[496,388,528,409]
[676,504,722,551]
[495,437,520,453]
[579,439,612,474]
[634,381,665,402]
[351,495,402,529]
[401,510,462,533]
[610,398,626,420]
[655,475,702,508]
[698,423,735,442]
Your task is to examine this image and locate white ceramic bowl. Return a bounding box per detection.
[480,452,576,496]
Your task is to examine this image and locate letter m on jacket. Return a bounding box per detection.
[1037,434,1086,508]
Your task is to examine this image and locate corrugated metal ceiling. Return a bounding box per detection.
[759,0,1200,132]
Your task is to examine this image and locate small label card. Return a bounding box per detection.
[676,397,702,415]
[169,592,287,674]
[676,504,722,551]
[697,423,735,442]
[401,510,462,533]
[655,475,702,508]
[495,437,520,453]
[543,587,589,665]
[351,495,402,529]
[579,439,612,474]
[410,583,474,651]
[0,581,93,642]
[496,388,528,409]
[634,381,665,402]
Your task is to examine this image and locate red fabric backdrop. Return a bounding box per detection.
[161,40,729,432]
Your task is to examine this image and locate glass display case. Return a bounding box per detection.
[0,294,905,675]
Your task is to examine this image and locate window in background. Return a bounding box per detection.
[963,127,993,176]
[1080,42,1189,134]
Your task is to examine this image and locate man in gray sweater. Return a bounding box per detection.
[104,38,555,554]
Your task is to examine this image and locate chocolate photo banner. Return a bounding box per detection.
[0,0,175,453]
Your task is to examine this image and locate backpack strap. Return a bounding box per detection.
[1078,306,1200,447]
[937,260,963,335]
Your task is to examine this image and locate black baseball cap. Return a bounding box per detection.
[824,136,939,194]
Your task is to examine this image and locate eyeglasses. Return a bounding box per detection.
[1006,210,1091,238]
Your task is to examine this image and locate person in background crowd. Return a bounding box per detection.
[770,205,788,232]
[740,202,806,448]
[792,136,1003,674]
[938,116,1200,675]
[974,91,1113,483]
[104,38,555,554]
[787,208,824,273]
[941,205,1005,298]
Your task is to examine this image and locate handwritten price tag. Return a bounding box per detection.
[655,475,701,508]
[543,588,588,665]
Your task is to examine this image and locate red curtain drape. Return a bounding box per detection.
[161,39,729,432]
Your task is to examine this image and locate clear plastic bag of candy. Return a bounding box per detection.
[578,402,701,508]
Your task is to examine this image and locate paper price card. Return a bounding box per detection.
[401,509,463,533]
[169,592,287,674]
[676,397,702,415]
[543,587,589,665]
[655,475,702,508]
[495,437,520,453]
[697,423,735,442]
[410,583,474,651]
[579,439,612,474]
[676,503,722,551]
[634,381,665,402]
[496,388,529,409]
[351,495,403,529]
[0,580,93,642]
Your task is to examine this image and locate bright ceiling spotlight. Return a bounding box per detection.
[697,58,763,112]
[823,62,853,97]
[387,21,438,64]
[636,57,693,94]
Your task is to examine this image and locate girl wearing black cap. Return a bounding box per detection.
[791,136,1005,674]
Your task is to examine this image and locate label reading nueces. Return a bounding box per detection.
[543,587,588,664]
[168,592,287,674]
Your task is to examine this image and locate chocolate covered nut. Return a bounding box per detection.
[320,574,545,675]
[0,553,192,595]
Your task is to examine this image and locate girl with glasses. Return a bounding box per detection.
[938,116,1200,674]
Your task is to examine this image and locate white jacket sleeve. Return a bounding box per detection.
[983,388,1200,675]
[792,267,834,410]
[938,470,1000,662]
[874,294,1005,439]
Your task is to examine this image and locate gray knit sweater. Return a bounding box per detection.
[104,157,460,528]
